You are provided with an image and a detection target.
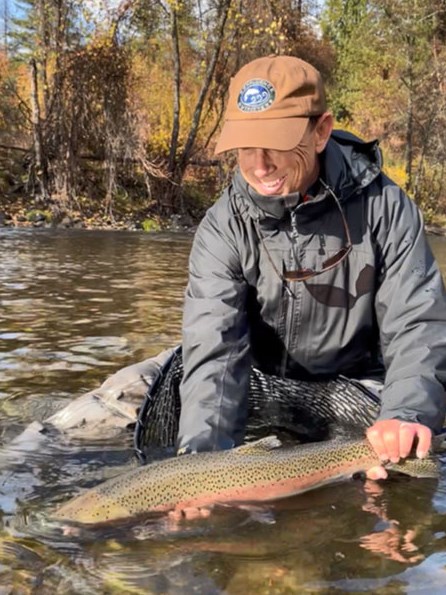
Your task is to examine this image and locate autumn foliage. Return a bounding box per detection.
[0,0,445,226]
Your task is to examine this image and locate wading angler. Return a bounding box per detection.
[21,56,446,521]
[176,55,446,488]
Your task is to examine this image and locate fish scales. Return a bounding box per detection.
[52,437,439,525]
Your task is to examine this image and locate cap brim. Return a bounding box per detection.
[214,117,310,154]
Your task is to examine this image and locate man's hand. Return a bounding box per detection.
[366,419,432,480]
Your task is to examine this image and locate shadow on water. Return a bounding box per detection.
[0,228,446,593]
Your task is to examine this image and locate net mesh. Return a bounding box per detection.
[134,348,381,462]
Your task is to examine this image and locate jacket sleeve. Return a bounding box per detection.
[177,204,251,452]
[373,182,446,432]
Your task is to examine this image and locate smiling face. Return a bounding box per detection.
[237,113,333,197]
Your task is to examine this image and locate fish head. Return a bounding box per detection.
[52,489,132,524]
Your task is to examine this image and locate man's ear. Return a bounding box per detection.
[315,113,334,154]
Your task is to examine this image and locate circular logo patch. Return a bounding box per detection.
[237,79,276,112]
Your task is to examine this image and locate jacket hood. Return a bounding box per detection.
[326,130,382,198]
[232,130,382,220]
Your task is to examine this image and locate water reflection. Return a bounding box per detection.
[0,228,446,593]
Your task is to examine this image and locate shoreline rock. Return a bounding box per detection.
[425,225,446,237]
[0,211,196,233]
[1,206,445,236]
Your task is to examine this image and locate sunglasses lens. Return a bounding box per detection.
[284,245,352,281]
[284,268,315,281]
[321,246,351,268]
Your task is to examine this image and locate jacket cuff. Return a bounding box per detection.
[378,377,446,433]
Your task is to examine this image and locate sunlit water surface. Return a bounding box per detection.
[1,228,446,594]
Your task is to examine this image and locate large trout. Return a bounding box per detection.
[52,436,442,525]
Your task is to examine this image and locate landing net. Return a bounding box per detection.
[134,347,380,463]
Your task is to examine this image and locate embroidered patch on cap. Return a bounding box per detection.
[237,79,276,112]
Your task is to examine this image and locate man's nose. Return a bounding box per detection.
[253,150,274,178]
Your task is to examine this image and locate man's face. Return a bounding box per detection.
[237,114,333,197]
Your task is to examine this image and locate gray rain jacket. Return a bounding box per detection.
[178,130,446,452]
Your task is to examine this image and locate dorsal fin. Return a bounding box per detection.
[235,436,282,454]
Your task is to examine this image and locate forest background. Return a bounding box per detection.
[0,0,445,231]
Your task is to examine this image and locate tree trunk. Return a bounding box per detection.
[50,0,72,205]
[37,0,50,116]
[404,34,415,195]
[168,0,232,213]
[30,58,49,199]
[168,7,181,176]
[179,0,231,172]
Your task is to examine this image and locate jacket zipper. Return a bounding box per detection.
[280,207,299,376]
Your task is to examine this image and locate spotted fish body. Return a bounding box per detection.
[53,436,440,525]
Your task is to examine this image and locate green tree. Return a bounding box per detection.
[322,0,370,119]
[374,0,446,201]
[323,0,446,216]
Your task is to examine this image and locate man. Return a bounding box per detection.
[176,55,446,482]
[15,56,446,487]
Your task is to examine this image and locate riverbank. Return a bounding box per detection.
[1,197,446,236]
[0,198,197,233]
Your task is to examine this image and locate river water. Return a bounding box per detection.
[1,228,446,593]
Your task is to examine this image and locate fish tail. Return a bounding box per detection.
[432,432,446,452]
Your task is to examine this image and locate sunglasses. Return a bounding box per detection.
[258,183,352,283]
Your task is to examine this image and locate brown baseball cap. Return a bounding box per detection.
[215,55,326,154]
